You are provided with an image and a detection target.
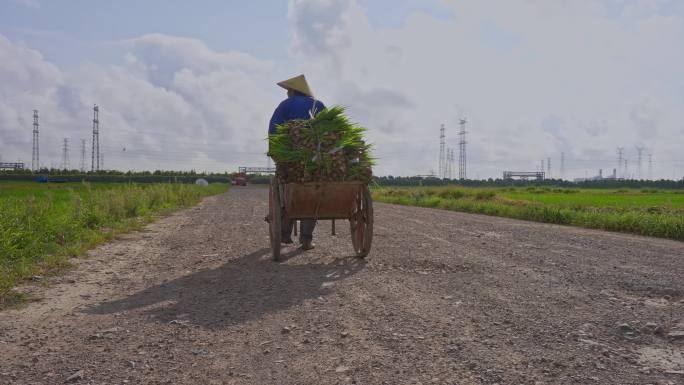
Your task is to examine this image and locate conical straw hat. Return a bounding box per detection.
[277,74,314,97]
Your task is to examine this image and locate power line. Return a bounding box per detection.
[451,148,455,179]
[458,118,467,180]
[62,138,69,170]
[439,124,445,179]
[97,144,264,157]
[91,104,100,172]
[624,158,629,179]
[446,148,455,179]
[636,146,644,180]
[648,153,653,180]
[617,147,624,178]
[32,109,40,171]
[80,139,86,172]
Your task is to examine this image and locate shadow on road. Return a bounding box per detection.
[85,248,366,328]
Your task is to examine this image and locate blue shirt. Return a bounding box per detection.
[269,95,326,135]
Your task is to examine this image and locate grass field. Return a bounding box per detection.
[0,181,228,305]
[373,186,684,241]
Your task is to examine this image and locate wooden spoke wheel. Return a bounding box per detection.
[268,177,282,261]
[349,185,373,257]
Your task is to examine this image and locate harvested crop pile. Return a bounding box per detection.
[268,106,374,183]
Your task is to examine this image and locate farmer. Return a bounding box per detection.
[269,74,326,250]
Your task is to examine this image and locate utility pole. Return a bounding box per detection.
[624,158,629,179]
[458,118,467,180]
[91,104,99,172]
[617,147,624,178]
[450,149,453,179]
[80,139,86,173]
[32,109,40,171]
[648,153,653,180]
[560,152,566,180]
[448,149,455,179]
[451,149,455,179]
[541,159,545,176]
[439,124,445,179]
[547,157,551,179]
[100,152,104,171]
[62,138,69,170]
[636,146,644,179]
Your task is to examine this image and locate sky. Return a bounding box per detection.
[1,0,683,179]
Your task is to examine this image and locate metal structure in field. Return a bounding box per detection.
[648,153,653,180]
[560,152,565,180]
[438,124,445,179]
[444,149,449,179]
[447,148,455,179]
[503,171,545,180]
[32,109,39,171]
[617,147,624,178]
[624,158,629,179]
[451,149,455,179]
[458,118,467,180]
[91,104,100,172]
[238,166,275,174]
[62,138,69,170]
[80,139,86,172]
[0,162,25,170]
[636,146,644,179]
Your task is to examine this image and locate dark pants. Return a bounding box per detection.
[282,219,316,241]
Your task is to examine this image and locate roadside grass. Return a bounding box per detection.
[0,182,228,306]
[373,186,684,241]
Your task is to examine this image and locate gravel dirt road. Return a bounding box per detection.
[1,186,683,385]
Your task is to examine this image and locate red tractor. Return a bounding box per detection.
[231,172,247,186]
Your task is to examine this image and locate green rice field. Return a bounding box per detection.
[0,181,228,305]
[373,186,684,241]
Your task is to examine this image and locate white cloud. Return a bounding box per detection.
[122,34,272,87]
[0,34,64,165]
[288,0,684,179]
[1,2,683,179]
[0,33,280,171]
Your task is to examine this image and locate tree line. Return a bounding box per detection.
[0,169,230,184]
[2,170,683,189]
[373,176,684,189]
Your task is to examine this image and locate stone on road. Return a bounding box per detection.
[1,186,683,384]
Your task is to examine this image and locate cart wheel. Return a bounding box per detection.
[350,185,373,257]
[269,177,282,261]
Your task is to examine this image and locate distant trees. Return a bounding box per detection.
[2,169,682,188]
[373,176,684,189]
[0,169,231,184]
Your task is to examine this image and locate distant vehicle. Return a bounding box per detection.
[231,172,247,186]
[36,175,67,183]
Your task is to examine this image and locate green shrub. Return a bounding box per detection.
[0,182,228,304]
[474,190,496,200]
[373,186,684,242]
[438,189,466,200]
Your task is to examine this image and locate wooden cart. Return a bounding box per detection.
[267,178,373,261]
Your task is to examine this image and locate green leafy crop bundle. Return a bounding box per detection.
[268,106,374,183]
